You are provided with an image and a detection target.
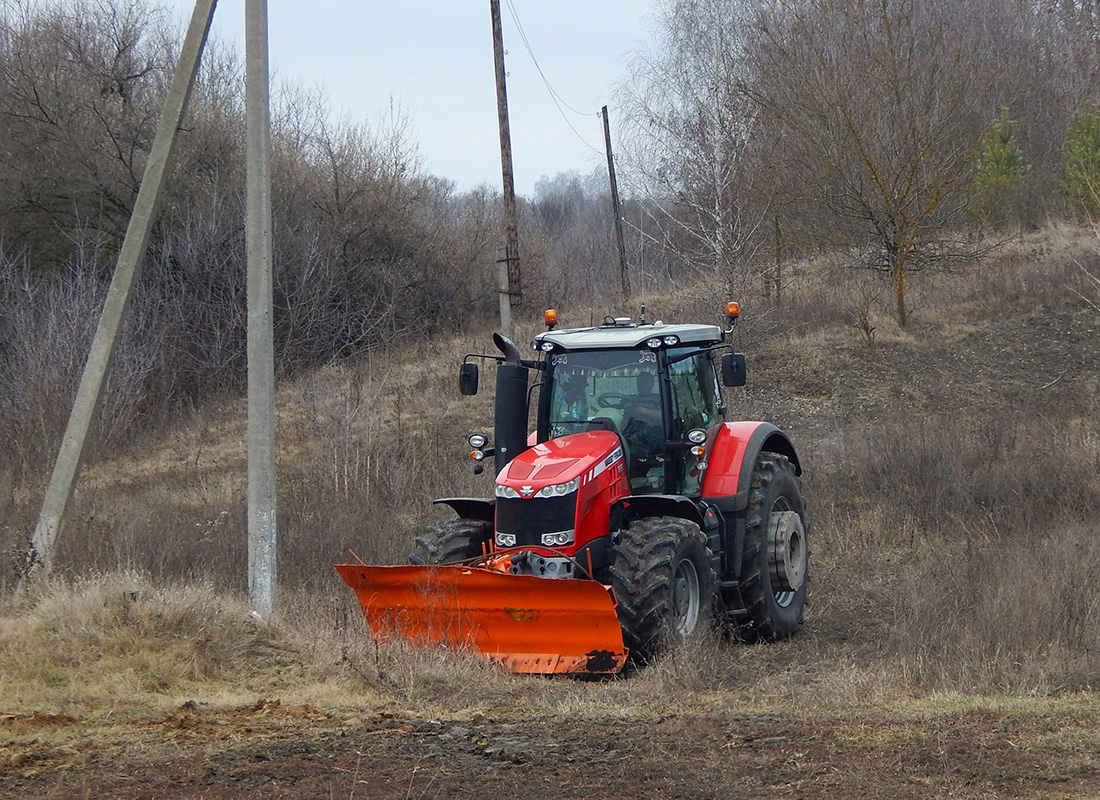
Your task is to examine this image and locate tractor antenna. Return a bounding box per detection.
[639,303,647,325]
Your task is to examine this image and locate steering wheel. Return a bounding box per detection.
[597,392,632,409]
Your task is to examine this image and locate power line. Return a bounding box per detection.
[504,0,592,117]
[502,0,603,156]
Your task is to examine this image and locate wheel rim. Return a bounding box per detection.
[671,557,701,636]
[768,497,804,609]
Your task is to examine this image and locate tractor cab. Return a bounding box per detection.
[533,318,728,496]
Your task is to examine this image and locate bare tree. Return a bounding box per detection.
[619,0,771,293]
[0,0,514,465]
[0,0,180,267]
[744,0,992,325]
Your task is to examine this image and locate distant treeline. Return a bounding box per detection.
[3,0,1100,469]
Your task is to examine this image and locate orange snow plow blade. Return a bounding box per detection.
[334,564,628,674]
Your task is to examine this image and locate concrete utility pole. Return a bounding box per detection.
[490,0,520,338]
[601,106,630,299]
[25,0,217,580]
[245,0,277,616]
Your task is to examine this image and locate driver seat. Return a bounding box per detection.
[586,416,654,489]
[585,416,622,438]
[585,416,631,467]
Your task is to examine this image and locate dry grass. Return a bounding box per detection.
[1,222,1099,717]
[0,573,283,717]
[0,573,909,722]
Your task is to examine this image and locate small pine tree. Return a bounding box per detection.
[1058,100,1100,219]
[970,107,1029,225]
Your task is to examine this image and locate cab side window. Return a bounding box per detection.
[668,351,721,435]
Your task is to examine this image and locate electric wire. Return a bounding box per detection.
[504,0,593,117]
[502,0,604,156]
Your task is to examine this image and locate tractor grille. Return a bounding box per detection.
[495,495,577,546]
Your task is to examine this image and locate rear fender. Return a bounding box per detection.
[701,422,800,509]
[433,497,495,523]
[700,422,801,579]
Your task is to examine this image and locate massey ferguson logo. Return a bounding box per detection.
[520,485,535,497]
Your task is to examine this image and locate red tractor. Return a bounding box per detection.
[337,305,808,674]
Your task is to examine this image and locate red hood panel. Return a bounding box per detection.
[498,431,621,488]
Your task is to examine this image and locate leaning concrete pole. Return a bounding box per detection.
[245,0,277,616]
[26,0,217,579]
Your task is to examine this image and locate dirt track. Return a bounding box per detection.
[4,697,1099,799]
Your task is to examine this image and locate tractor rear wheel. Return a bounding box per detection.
[609,516,716,661]
[409,518,492,565]
[727,452,809,641]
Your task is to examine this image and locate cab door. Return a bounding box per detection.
[665,349,723,495]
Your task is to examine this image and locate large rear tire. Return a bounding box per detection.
[409,518,492,565]
[609,516,716,661]
[726,452,809,641]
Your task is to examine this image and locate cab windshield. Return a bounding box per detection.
[546,349,658,439]
[543,345,724,495]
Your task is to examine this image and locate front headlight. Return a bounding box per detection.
[496,532,516,547]
[540,530,575,547]
[494,484,520,498]
[535,477,579,498]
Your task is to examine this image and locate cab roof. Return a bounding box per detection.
[531,318,724,351]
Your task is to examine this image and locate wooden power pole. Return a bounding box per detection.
[490,0,520,337]
[601,105,630,299]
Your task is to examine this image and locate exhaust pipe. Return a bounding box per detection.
[492,333,528,474]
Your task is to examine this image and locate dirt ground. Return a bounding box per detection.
[3,696,1099,799]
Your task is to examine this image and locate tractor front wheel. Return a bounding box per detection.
[409,518,492,565]
[609,516,716,661]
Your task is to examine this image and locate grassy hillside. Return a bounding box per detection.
[2,222,1099,697]
[2,223,1099,797]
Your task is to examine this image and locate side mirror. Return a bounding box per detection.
[459,362,479,395]
[721,353,746,387]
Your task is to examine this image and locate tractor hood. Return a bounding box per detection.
[496,430,623,494]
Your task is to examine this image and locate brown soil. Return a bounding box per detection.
[3,698,1098,798]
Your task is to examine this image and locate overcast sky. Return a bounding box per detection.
[163,1,655,197]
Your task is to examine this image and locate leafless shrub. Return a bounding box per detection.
[850,286,879,349]
[0,248,166,478]
[1073,229,1100,314]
